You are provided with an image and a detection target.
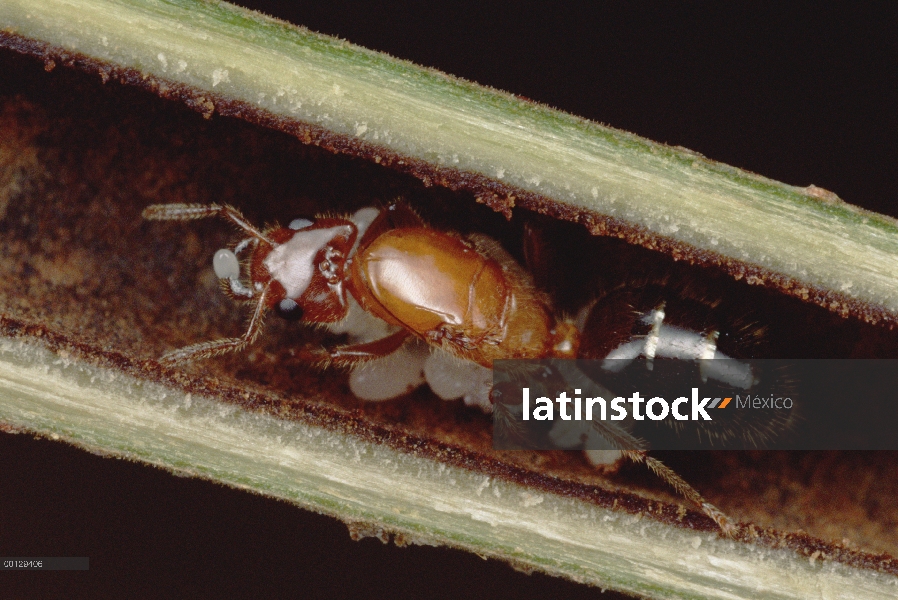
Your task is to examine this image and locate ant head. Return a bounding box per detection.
[214,216,359,324]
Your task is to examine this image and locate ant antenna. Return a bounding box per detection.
[143,203,275,246]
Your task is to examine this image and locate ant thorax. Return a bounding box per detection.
[263,223,355,299]
[322,208,495,409]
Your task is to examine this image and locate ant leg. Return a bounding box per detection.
[588,402,735,534]
[143,203,274,245]
[329,330,410,362]
[622,450,736,537]
[294,330,411,367]
[555,364,735,535]
[522,220,554,292]
[159,285,270,365]
[290,330,424,402]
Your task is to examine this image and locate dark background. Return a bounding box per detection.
[232,2,895,217]
[2,3,895,598]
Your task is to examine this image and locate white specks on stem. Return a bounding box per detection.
[211,68,230,87]
[520,492,544,508]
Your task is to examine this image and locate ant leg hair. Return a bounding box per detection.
[159,285,270,365]
[142,203,273,245]
[622,450,736,537]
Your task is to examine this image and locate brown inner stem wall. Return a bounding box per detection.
[1,47,897,569]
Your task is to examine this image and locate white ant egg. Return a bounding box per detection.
[212,248,240,280]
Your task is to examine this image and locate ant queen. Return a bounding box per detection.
[143,201,740,535]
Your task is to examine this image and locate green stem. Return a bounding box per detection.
[2,0,897,323]
[1,336,894,599]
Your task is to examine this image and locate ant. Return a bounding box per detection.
[143,201,735,535]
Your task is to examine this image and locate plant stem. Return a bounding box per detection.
[2,0,897,323]
[1,336,894,598]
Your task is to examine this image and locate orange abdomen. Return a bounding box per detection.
[350,228,560,366]
[353,229,507,337]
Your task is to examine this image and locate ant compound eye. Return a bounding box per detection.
[288,218,314,230]
[275,298,304,321]
[213,248,240,280]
